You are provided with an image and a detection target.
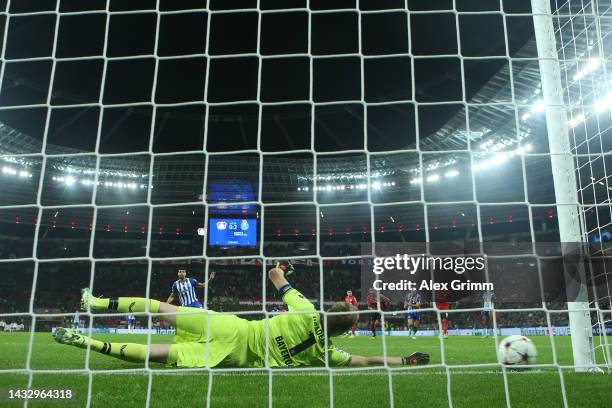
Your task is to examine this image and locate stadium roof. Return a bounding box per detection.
[0,8,609,232]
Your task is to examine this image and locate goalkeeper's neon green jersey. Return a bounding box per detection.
[246,288,352,368]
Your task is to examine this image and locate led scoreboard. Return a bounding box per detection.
[208,218,257,246]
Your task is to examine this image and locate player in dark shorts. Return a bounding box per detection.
[366,288,391,338]
[435,290,450,338]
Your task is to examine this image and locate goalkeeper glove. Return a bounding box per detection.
[276,261,295,276]
[402,352,430,366]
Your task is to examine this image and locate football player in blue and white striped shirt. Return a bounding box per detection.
[72,312,81,330]
[404,289,422,340]
[166,268,215,308]
[127,314,136,334]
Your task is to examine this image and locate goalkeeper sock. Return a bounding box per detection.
[99,298,161,314]
[78,337,147,363]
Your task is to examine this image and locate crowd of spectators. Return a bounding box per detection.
[1,257,594,332]
[2,230,610,332]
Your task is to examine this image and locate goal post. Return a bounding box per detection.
[531,0,595,371]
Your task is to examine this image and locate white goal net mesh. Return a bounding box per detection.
[0,0,610,407]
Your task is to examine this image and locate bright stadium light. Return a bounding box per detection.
[573,57,600,81]
[372,181,381,189]
[494,152,509,165]
[569,114,586,128]
[2,166,17,175]
[514,144,533,155]
[532,100,545,113]
[426,174,440,183]
[445,170,459,178]
[594,92,612,112]
[65,176,76,185]
[410,177,422,185]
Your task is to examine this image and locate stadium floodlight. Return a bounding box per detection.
[426,174,440,183]
[573,57,600,81]
[473,160,490,171]
[444,170,459,178]
[372,181,381,189]
[531,100,546,113]
[594,92,612,112]
[569,114,586,128]
[2,166,17,175]
[513,144,532,156]
[65,176,76,186]
[494,153,510,165]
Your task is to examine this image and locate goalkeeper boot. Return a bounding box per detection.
[53,327,86,347]
[402,352,430,366]
[277,261,295,276]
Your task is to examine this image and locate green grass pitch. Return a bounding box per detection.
[0,332,610,407]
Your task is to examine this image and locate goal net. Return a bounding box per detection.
[0,0,610,407]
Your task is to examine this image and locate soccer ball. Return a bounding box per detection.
[497,335,537,366]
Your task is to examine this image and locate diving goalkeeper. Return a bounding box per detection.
[53,263,429,368]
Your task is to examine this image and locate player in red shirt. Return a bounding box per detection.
[435,290,450,338]
[343,290,359,337]
[366,288,391,338]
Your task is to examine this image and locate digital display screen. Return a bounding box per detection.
[208,218,257,246]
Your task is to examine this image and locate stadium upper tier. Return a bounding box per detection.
[0,19,610,233]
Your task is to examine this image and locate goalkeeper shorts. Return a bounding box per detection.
[167,307,250,368]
